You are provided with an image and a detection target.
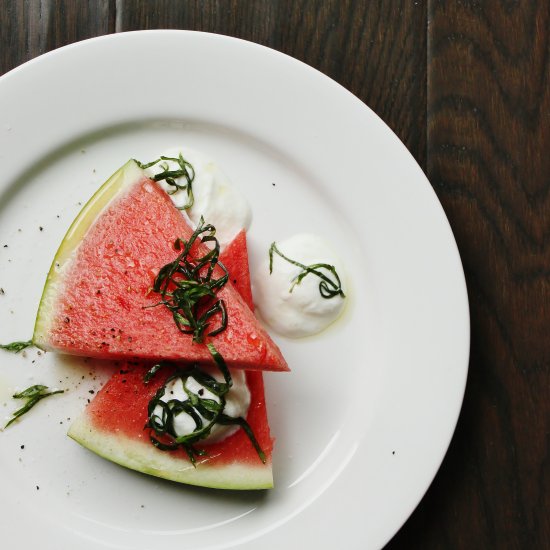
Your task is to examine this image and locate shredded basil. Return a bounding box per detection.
[135,153,195,210]
[147,217,228,344]
[4,385,64,428]
[145,220,265,464]
[269,242,345,299]
[0,340,33,353]
[144,363,164,384]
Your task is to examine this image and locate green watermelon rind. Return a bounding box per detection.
[33,160,144,349]
[68,413,274,490]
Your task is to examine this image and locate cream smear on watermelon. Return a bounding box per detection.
[144,147,252,250]
[155,368,250,444]
[253,233,346,338]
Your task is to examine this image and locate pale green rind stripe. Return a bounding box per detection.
[68,413,273,490]
[33,160,145,348]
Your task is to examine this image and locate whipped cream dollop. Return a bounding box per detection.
[145,146,252,249]
[155,367,250,443]
[253,233,346,338]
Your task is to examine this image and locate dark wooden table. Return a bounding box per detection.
[1,2,548,548]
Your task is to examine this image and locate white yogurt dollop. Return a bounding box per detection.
[155,367,250,443]
[145,147,252,249]
[253,233,346,338]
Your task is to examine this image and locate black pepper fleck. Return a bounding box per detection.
[39,226,43,231]
[20,445,24,449]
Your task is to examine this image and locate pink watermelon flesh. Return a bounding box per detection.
[221,229,254,310]
[35,165,288,372]
[81,363,272,468]
[69,225,273,488]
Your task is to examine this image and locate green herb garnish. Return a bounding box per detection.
[144,363,164,384]
[148,217,228,344]
[0,340,33,353]
[146,221,265,464]
[269,242,345,299]
[146,345,265,465]
[4,385,64,428]
[135,153,195,210]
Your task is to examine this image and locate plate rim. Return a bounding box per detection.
[0,29,470,550]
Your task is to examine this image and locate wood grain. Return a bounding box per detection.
[389,1,549,548]
[0,0,114,73]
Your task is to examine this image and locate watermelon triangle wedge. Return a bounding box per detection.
[33,160,288,373]
[68,232,274,489]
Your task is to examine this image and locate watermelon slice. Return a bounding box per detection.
[222,229,254,309]
[68,228,274,489]
[33,160,288,372]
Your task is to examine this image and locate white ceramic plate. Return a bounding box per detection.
[0,31,469,550]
